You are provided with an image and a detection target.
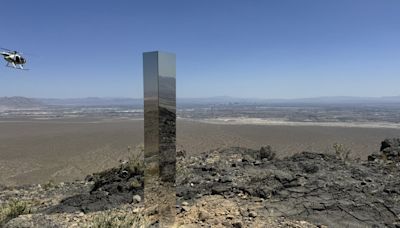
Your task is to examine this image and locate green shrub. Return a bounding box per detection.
[130,179,142,188]
[0,200,34,225]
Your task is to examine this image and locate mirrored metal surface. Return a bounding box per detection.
[143,51,176,227]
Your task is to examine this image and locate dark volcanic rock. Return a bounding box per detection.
[177,145,400,228]
[369,138,400,162]
[46,162,143,213]
[177,149,187,158]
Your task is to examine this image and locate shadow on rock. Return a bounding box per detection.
[45,163,144,214]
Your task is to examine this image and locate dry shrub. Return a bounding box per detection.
[89,211,147,228]
[0,200,35,225]
[333,143,351,161]
[127,145,144,173]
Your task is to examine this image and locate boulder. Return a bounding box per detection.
[369,138,400,162]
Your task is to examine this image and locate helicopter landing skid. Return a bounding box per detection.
[5,65,29,70]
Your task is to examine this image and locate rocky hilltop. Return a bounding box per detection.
[1,139,400,227]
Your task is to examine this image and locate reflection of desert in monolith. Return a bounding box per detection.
[143,51,176,227]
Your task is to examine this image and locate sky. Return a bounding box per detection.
[0,0,399,99]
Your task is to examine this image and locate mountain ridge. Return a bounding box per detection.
[0,96,44,108]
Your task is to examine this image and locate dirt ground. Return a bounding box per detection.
[0,119,399,185]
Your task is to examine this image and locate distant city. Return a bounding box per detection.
[1,96,399,124]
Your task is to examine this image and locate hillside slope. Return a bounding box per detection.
[1,139,400,227]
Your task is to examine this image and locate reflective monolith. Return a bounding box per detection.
[143,51,176,227]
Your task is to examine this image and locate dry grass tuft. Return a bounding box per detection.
[89,211,148,228]
[127,145,144,173]
[0,200,35,225]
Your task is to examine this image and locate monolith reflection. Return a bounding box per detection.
[143,51,176,227]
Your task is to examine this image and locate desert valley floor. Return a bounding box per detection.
[1,119,400,185]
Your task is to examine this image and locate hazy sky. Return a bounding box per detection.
[0,0,399,99]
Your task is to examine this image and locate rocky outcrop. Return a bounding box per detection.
[1,139,400,227]
[369,138,400,162]
[45,162,144,214]
[176,145,400,228]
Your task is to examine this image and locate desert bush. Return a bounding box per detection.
[89,211,147,228]
[0,200,34,225]
[176,160,191,180]
[43,179,56,190]
[127,145,144,173]
[333,143,351,161]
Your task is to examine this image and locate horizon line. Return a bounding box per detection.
[1,95,400,100]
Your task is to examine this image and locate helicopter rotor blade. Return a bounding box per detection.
[0,47,13,52]
[0,48,22,55]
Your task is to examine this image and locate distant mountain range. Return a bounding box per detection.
[38,97,142,106]
[179,96,400,105]
[0,97,44,109]
[272,96,400,104]
[0,96,400,108]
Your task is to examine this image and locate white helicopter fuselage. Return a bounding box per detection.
[1,49,27,70]
[1,52,26,65]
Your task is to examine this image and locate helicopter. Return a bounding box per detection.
[1,48,27,70]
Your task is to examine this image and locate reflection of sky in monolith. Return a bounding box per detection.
[143,51,176,227]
